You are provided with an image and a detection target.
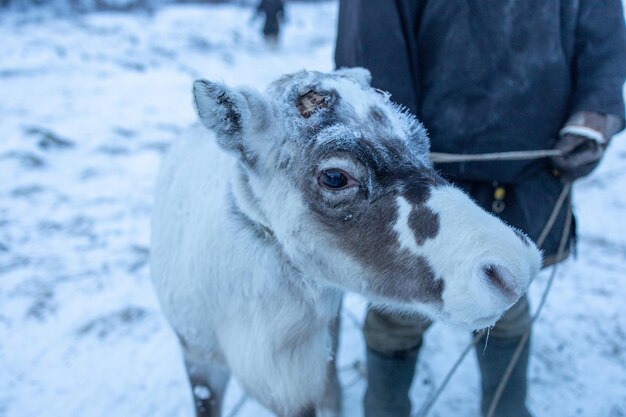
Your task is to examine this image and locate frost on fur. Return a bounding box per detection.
[150,68,541,417]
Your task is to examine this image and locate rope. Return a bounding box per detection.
[430,149,564,163]
[415,331,485,417]
[536,182,572,248]
[416,180,573,417]
[485,188,572,417]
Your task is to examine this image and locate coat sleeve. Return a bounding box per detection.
[334,0,422,116]
[569,0,626,121]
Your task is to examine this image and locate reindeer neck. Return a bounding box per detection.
[230,164,275,240]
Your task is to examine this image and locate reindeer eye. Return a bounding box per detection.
[319,169,354,190]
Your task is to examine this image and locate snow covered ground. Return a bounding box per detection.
[1,3,625,417]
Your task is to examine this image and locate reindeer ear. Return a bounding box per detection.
[334,67,372,88]
[193,80,270,156]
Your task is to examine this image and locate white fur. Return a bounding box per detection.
[394,196,422,254]
[320,77,412,142]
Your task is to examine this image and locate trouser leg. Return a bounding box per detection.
[475,295,533,417]
[363,307,431,417]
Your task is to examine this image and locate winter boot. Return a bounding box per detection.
[476,333,532,417]
[363,346,419,417]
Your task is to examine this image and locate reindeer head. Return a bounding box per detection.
[192,69,541,330]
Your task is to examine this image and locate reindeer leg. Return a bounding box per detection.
[297,405,317,417]
[317,309,343,417]
[184,359,230,417]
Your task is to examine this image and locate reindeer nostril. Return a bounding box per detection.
[483,264,516,298]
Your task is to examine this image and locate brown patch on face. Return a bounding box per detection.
[408,206,440,245]
[403,182,430,205]
[367,253,444,304]
[302,133,446,305]
[332,193,444,304]
[402,171,446,205]
[296,90,329,118]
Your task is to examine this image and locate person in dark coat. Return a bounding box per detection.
[256,0,284,44]
[335,1,626,416]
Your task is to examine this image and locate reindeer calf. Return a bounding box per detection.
[150,69,541,417]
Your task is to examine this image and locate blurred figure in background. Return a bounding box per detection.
[335,1,626,417]
[255,0,284,45]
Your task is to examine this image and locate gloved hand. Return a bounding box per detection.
[551,111,624,181]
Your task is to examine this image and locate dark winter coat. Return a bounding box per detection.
[335,0,626,263]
